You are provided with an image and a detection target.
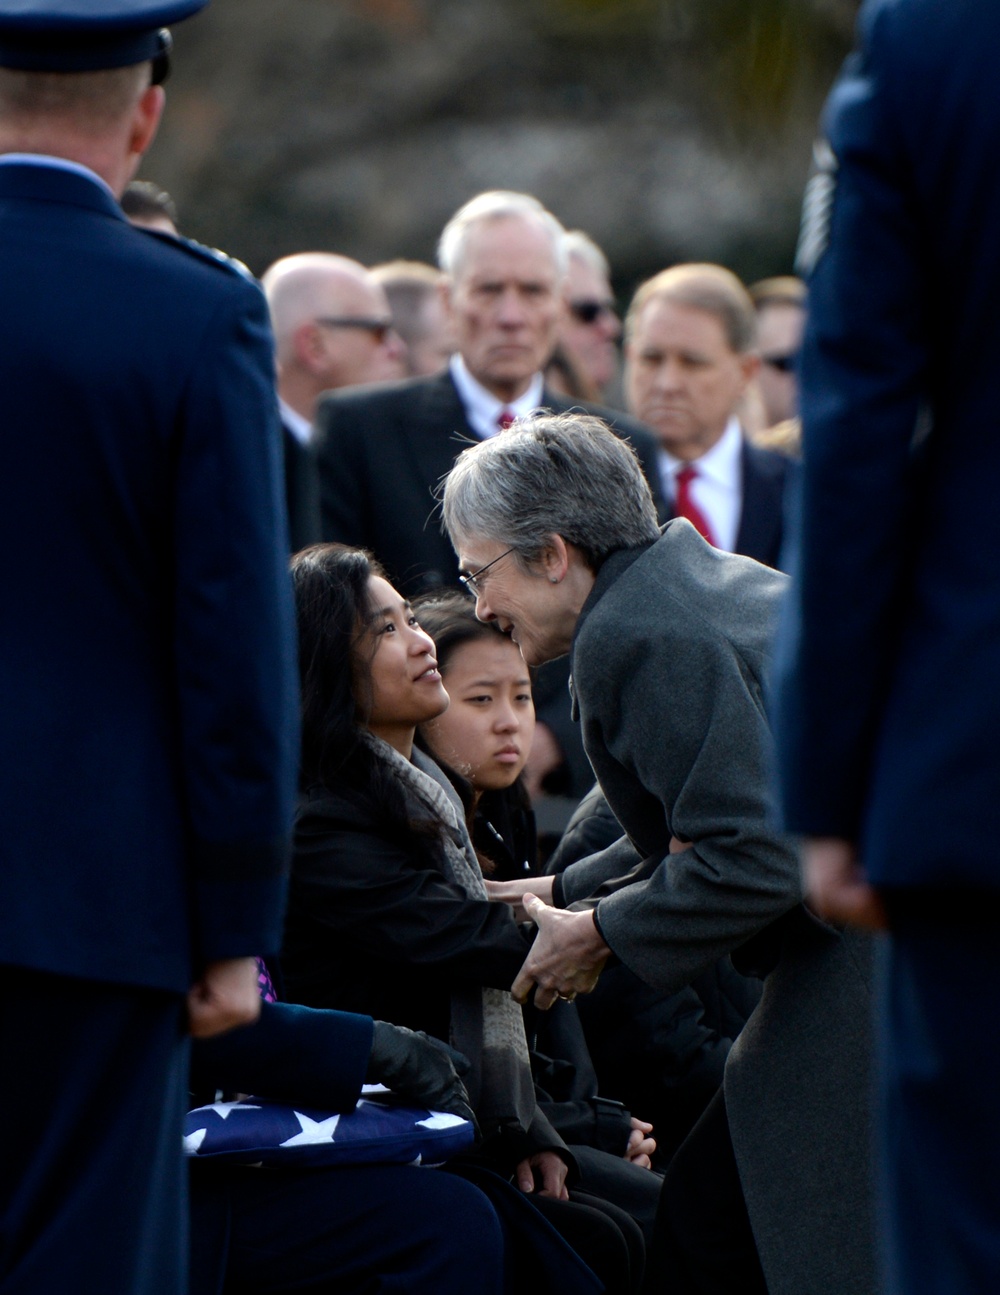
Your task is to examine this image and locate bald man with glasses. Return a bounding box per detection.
[262,252,405,550]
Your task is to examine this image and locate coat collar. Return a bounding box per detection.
[0,157,124,221]
[568,531,662,717]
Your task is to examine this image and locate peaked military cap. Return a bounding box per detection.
[0,1,207,78]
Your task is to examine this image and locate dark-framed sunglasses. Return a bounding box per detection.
[761,352,800,374]
[568,299,616,325]
[315,316,394,343]
[458,547,515,598]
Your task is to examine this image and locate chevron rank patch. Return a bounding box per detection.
[796,139,839,278]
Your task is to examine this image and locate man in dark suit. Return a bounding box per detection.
[773,2,1000,1290]
[317,190,664,798]
[262,251,405,553]
[624,262,791,570]
[0,5,298,1291]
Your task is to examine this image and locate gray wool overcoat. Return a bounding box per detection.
[557,521,877,1295]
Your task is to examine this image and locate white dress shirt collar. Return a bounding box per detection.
[658,416,745,553]
[449,354,546,440]
[0,153,117,203]
[279,398,313,446]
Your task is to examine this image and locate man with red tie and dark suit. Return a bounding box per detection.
[624,262,792,572]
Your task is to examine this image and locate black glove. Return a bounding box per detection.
[366,1021,479,1136]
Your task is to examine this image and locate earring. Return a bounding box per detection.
[549,576,558,583]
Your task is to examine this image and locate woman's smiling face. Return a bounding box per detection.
[421,634,535,791]
[357,576,449,750]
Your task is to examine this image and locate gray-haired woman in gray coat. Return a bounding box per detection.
[440,412,877,1295]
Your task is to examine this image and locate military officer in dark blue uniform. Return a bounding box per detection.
[0,4,299,1291]
[773,1,1000,1290]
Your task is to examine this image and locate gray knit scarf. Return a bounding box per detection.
[361,733,535,1136]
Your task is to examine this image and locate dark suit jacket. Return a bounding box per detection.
[281,420,323,554]
[661,436,792,570]
[774,0,1000,892]
[0,162,298,992]
[316,367,666,595]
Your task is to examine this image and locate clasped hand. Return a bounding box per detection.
[503,891,611,1010]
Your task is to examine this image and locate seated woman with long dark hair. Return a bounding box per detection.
[280,543,642,1295]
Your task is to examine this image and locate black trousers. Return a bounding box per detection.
[192,1162,506,1295]
[0,965,188,1295]
[645,1088,768,1295]
[532,1188,645,1295]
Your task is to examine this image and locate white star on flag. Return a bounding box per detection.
[196,1101,262,1120]
[416,1113,466,1130]
[184,1128,208,1154]
[279,1112,341,1146]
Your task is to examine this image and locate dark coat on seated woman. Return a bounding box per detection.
[281,751,661,1240]
[280,754,568,1174]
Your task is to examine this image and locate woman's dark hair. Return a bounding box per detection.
[412,590,534,874]
[291,543,443,850]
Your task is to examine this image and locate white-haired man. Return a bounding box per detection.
[316,190,663,798]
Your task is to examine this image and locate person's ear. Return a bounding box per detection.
[541,535,570,584]
[738,351,761,393]
[294,321,329,374]
[128,84,165,164]
[438,276,456,324]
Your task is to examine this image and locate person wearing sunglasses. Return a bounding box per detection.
[748,275,806,432]
[557,230,623,405]
[262,252,406,551]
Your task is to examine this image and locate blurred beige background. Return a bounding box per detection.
[144,0,859,292]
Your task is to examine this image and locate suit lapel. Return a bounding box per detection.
[734,438,784,565]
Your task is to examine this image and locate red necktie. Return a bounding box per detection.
[497,408,516,431]
[674,465,716,546]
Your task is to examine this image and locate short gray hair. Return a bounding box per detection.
[441,412,660,570]
[437,190,568,281]
[564,229,610,281]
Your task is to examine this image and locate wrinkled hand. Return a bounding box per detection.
[187,957,261,1040]
[485,874,555,921]
[625,1117,655,1168]
[516,1149,570,1199]
[803,837,888,931]
[511,895,610,1010]
[366,1021,479,1134]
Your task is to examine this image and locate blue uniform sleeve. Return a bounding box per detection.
[172,275,299,962]
[773,1,929,837]
[190,1000,373,1110]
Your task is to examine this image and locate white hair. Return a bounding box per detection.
[436,190,568,280]
[564,230,610,281]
